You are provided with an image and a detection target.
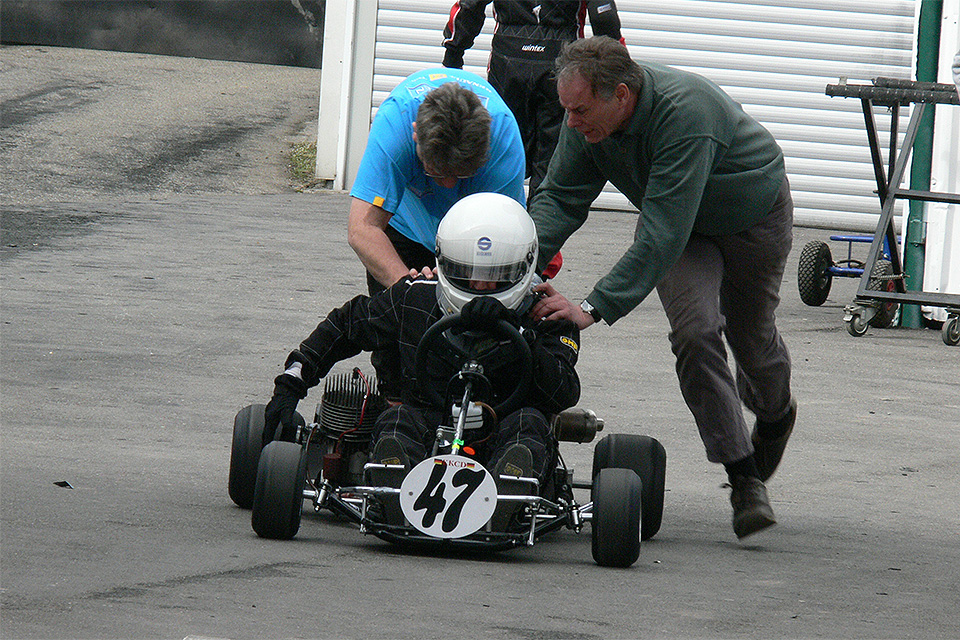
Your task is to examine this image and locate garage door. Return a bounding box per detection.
[369,0,918,230]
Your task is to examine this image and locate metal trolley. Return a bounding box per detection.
[824,77,960,344]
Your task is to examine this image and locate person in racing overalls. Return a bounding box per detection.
[442,0,624,193]
[264,193,581,507]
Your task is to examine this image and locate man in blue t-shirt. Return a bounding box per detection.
[348,68,525,398]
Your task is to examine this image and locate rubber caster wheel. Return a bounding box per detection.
[847,313,870,337]
[943,316,960,346]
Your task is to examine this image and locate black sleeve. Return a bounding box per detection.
[526,319,581,415]
[587,0,623,43]
[284,281,407,388]
[442,0,492,68]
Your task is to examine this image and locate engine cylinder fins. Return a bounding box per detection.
[317,372,386,442]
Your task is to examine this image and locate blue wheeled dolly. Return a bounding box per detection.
[823,77,960,343]
[797,234,901,330]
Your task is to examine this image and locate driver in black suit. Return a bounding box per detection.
[263,193,580,494]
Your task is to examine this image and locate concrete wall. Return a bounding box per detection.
[0,0,324,68]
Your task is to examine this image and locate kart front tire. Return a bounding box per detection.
[591,468,642,568]
[251,441,307,540]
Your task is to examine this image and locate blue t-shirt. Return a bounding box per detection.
[350,68,526,251]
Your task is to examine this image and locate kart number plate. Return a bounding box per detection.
[399,455,497,538]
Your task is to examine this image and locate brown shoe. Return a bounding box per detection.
[729,475,776,538]
[752,398,797,482]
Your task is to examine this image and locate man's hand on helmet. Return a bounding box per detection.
[530,281,598,330]
[460,296,519,328]
[408,265,436,280]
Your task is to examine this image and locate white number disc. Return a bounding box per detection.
[399,455,497,538]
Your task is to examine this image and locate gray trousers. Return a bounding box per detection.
[655,178,794,464]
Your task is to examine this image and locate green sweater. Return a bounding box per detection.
[529,61,786,324]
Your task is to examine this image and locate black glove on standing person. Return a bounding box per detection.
[263,373,308,448]
[459,296,519,329]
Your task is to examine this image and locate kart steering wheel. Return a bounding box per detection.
[415,313,532,420]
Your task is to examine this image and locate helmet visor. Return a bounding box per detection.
[437,254,530,294]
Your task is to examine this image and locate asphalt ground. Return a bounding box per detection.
[2,46,959,640]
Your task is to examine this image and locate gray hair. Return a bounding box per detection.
[555,36,643,99]
[415,82,491,174]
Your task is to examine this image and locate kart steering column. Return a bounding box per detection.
[437,362,484,456]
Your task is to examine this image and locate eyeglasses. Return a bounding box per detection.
[423,166,477,180]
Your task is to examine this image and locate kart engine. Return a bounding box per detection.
[313,370,387,484]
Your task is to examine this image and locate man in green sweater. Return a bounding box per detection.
[529,36,796,539]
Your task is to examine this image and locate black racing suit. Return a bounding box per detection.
[284,277,581,482]
[442,0,624,193]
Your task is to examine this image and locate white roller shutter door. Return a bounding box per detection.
[370,0,919,231]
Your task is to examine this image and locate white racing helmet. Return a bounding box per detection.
[436,192,538,316]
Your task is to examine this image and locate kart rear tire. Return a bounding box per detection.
[591,468,642,568]
[592,434,666,540]
[797,240,833,306]
[251,441,307,540]
[229,404,266,509]
[229,404,305,508]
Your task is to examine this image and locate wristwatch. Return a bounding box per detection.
[580,299,602,323]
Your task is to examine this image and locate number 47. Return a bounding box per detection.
[412,460,485,533]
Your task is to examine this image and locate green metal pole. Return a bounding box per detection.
[902,0,942,327]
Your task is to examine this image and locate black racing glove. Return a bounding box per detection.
[263,373,307,447]
[442,49,464,69]
[460,296,518,329]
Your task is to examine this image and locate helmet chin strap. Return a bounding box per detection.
[436,283,459,317]
[514,292,537,316]
[514,276,544,315]
[514,274,544,316]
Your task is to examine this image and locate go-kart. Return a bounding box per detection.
[229,314,666,567]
